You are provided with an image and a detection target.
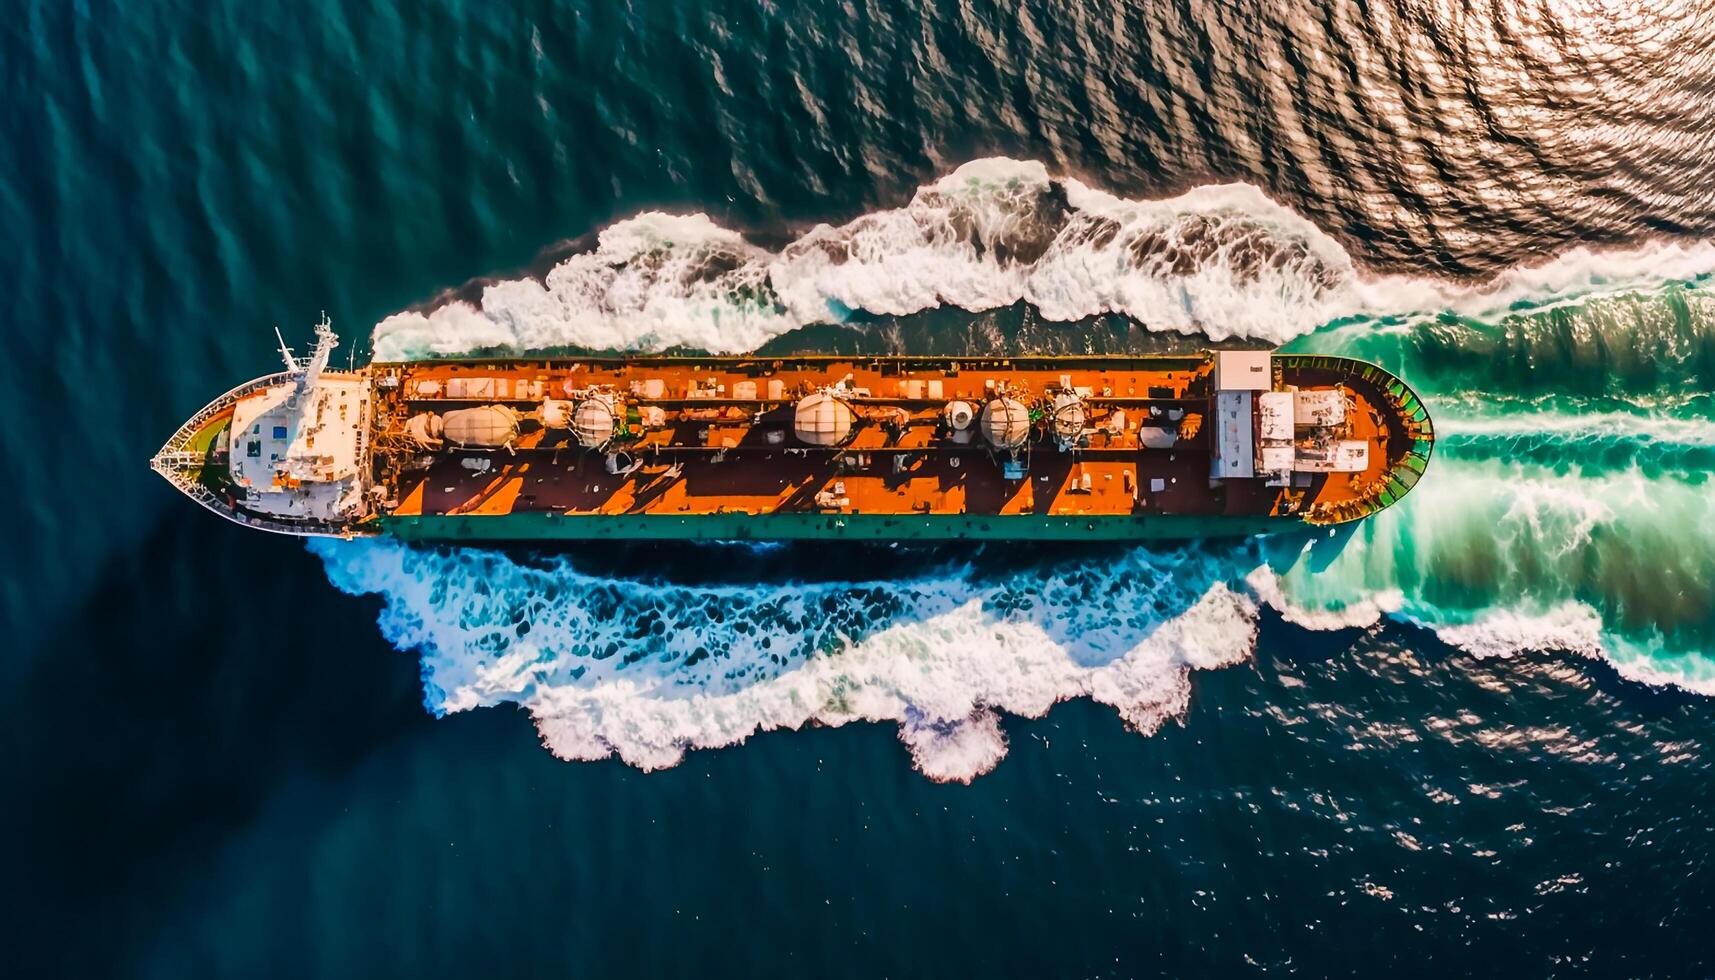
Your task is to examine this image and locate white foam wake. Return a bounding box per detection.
[370,157,1715,360]
[313,455,1715,779]
[310,538,1258,782]
[1347,239,1715,326]
[344,160,1715,778]
[1433,411,1715,445]
[1255,458,1715,695]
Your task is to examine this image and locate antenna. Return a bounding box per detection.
[301,313,338,388]
[272,313,342,398]
[274,326,297,374]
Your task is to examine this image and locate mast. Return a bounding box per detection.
[273,313,340,393]
[297,312,338,394]
[274,326,297,374]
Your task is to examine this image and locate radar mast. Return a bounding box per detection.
[274,313,339,393]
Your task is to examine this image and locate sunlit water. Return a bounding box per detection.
[6,1,1714,976]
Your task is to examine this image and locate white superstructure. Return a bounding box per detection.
[1210,353,1369,485]
[226,318,373,524]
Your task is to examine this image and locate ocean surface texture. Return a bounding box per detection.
[6,1,1715,976]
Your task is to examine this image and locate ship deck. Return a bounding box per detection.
[364,354,1426,534]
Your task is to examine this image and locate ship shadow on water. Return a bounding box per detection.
[753,304,1272,358]
[481,536,1162,587]
[410,302,1264,364]
[1,511,432,976]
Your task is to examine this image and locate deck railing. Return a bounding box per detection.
[151,464,363,537]
[153,372,294,459]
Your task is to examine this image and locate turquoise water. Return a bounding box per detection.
[6,1,1715,976]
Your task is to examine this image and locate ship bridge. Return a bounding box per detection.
[151,318,377,536]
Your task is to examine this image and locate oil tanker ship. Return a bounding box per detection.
[151,318,1433,541]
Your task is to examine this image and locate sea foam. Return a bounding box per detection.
[1260,457,1715,695]
[312,449,1715,779]
[372,157,1715,361]
[311,539,1259,782]
[344,158,1715,778]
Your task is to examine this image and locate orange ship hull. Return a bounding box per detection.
[154,348,1432,540]
[363,352,1433,541]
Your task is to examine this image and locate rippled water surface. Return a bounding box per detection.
[5,1,1714,976]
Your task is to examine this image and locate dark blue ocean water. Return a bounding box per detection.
[5,2,1715,976]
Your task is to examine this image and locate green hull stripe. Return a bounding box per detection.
[378,512,1297,542]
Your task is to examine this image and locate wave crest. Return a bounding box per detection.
[372,158,1715,361]
[311,538,1258,782]
[372,158,1370,358]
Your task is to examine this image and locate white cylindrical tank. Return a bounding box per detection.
[404,412,445,450]
[793,390,854,446]
[1049,391,1085,448]
[573,395,618,448]
[980,396,1032,450]
[441,405,520,448]
[944,400,975,431]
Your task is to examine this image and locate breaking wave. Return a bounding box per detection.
[337,159,1715,779]
[1257,459,1715,692]
[311,539,1258,783]
[371,157,1715,360]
